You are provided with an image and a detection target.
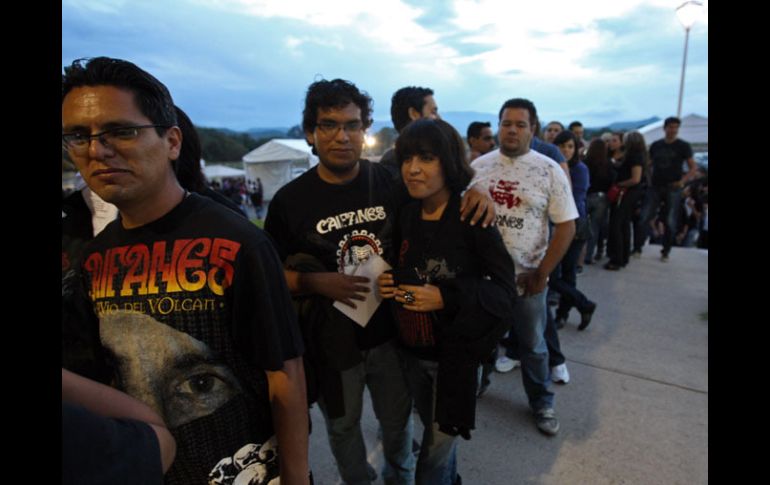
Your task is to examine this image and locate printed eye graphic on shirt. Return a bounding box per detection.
[100,310,242,428]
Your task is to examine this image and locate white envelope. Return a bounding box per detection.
[332,254,392,327]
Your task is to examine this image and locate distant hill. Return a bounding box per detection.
[370,111,497,135]
[603,117,661,131]
[371,112,661,136]
[245,127,291,139]
[208,114,663,141]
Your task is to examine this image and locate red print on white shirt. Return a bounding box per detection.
[489,179,522,209]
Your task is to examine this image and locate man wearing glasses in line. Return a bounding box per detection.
[62,57,309,485]
[265,79,494,485]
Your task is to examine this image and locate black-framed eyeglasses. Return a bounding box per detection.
[62,124,171,155]
[316,120,364,137]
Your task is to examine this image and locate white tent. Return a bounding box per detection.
[203,164,246,180]
[638,114,708,147]
[242,139,319,201]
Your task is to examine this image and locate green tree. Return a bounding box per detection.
[198,127,252,162]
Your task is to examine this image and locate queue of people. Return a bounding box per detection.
[62,56,705,485]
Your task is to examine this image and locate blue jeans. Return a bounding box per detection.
[585,192,609,262]
[403,357,458,485]
[503,302,564,368]
[317,340,416,485]
[504,290,554,411]
[638,185,683,255]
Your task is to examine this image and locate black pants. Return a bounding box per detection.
[608,188,643,266]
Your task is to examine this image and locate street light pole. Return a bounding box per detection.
[675,1,703,118]
[676,26,690,118]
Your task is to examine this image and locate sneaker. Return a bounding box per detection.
[551,363,570,384]
[631,250,642,258]
[576,265,584,275]
[578,301,597,331]
[555,314,567,330]
[534,408,560,436]
[495,356,520,373]
[661,253,669,262]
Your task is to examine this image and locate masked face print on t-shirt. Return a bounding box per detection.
[99,310,242,428]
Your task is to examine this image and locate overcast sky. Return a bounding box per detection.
[62,0,708,131]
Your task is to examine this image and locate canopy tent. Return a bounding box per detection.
[242,139,319,201]
[203,164,246,180]
[638,114,708,148]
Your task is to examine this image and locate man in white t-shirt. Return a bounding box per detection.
[471,98,577,436]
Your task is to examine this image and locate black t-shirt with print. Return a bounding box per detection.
[392,194,517,361]
[265,160,407,350]
[79,193,303,485]
[649,138,693,186]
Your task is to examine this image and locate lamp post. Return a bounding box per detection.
[675,1,703,118]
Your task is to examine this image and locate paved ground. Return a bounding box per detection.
[307,246,708,485]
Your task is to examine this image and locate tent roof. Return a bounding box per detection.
[242,139,317,164]
[203,164,245,179]
[637,113,708,146]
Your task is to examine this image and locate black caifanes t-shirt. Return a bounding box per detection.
[79,193,304,485]
[265,160,406,350]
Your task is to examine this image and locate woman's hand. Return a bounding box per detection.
[377,272,397,299]
[394,284,444,312]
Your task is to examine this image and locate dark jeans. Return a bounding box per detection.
[550,237,592,317]
[638,185,683,256]
[607,187,644,266]
[585,192,609,262]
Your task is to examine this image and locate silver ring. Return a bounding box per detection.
[403,290,415,304]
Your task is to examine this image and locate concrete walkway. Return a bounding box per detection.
[307,246,708,484]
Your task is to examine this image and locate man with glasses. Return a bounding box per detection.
[265,79,416,485]
[467,121,495,161]
[265,79,494,485]
[62,57,309,485]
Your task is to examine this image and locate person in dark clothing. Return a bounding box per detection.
[636,116,698,261]
[604,131,646,270]
[62,56,309,484]
[550,131,597,331]
[378,119,516,485]
[583,138,616,264]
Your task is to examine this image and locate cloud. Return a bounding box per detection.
[63,0,707,129]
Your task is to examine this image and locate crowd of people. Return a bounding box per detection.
[61,56,707,485]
